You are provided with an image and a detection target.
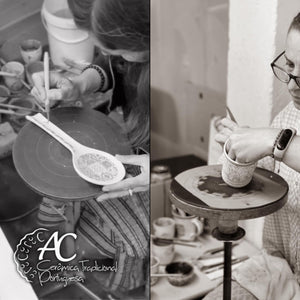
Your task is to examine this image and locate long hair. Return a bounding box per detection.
[67,0,94,30]
[68,0,150,149]
[288,12,300,33]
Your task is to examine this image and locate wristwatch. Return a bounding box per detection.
[273,128,297,161]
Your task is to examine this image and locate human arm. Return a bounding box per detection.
[31,64,109,105]
[215,118,300,171]
[96,154,149,201]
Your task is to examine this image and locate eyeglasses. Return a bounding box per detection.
[271,51,300,88]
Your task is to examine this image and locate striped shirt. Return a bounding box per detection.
[37,165,150,295]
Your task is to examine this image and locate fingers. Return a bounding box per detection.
[99,154,150,200]
[31,72,46,101]
[214,116,223,132]
[115,154,149,168]
[221,118,238,130]
[97,190,132,201]
[47,88,64,101]
[225,139,249,163]
[97,185,148,202]
[214,117,238,145]
[31,71,67,103]
[102,174,149,192]
[215,127,233,144]
[227,146,236,161]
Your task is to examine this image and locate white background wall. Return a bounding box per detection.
[151,0,229,161]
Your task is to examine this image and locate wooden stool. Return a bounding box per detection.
[169,165,288,300]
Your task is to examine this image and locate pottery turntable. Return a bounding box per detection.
[13,107,131,256]
[169,165,288,300]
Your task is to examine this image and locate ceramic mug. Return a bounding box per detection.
[222,139,257,188]
[20,39,42,64]
[1,61,25,91]
[172,212,203,241]
[152,217,176,239]
[25,61,44,86]
[151,238,174,265]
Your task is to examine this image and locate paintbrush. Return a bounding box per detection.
[0,108,29,116]
[0,71,31,90]
[0,103,39,113]
[151,273,182,278]
[151,235,202,248]
[0,71,19,77]
[226,106,238,125]
[30,96,45,112]
[204,255,249,274]
[43,52,50,121]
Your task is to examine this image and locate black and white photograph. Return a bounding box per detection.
[1,0,300,299]
[151,1,300,300]
[0,0,149,299]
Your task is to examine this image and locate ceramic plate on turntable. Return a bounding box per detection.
[171,165,288,211]
[13,107,131,201]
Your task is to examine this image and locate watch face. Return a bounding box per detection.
[277,129,294,150]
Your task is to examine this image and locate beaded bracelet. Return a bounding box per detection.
[271,129,284,158]
[81,64,108,92]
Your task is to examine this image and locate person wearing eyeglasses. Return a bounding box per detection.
[204,12,300,300]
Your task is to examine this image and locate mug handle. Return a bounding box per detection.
[192,218,204,236]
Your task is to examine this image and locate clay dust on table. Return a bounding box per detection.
[77,153,118,182]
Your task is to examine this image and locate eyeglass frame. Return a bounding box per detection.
[271,51,300,88]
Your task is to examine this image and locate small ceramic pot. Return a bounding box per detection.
[8,96,36,129]
[152,217,176,239]
[151,238,175,265]
[26,61,44,86]
[165,261,194,286]
[222,139,257,188]
[1,61,25,91]
[20,39,42,64]
[0,85,10,103]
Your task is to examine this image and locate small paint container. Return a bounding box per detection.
[151,238,174,265]
[1,61,25,91]
[20,39,42,64]
[26,61,44,86]
[8,96,36,129]
[165,262,194,286]
[222,140,257,188]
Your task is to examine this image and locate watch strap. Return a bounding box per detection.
[273,127,297,161]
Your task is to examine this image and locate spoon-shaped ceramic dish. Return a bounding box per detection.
[26,113,126,186]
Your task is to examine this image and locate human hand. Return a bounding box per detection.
[214,117,239,144]
[217,126,279,163]
[30,71,81,106]
[96,154,149,201]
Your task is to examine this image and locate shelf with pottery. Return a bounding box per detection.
[151,234,259,300]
